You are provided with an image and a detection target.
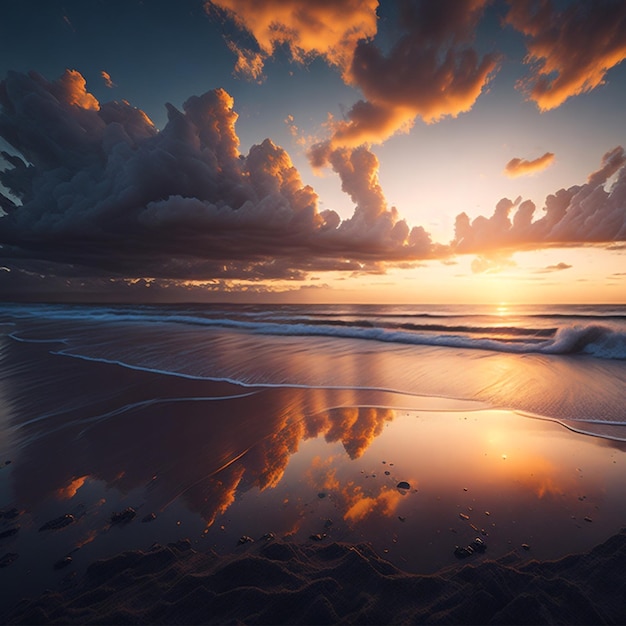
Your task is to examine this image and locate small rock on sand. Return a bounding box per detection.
[39,514,75,531]
[238,536,254,545]
[54,556,73,570]
[110,507,136,525]
[454,545,474,558]
[396,481,410,490]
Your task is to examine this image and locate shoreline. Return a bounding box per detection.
[1,328,625,624]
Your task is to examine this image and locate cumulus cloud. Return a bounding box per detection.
[331,0,499,146]
[206,0,378,79]
[0,69,438,290]
[309,142,435,259]
[210,0,498,147]
[506,0,626,111]
[453,146,626,254]
[504,152,555,178]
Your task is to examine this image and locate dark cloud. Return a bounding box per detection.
[0,69,438,292]
[453,146,626,254]
[506,0,626,111]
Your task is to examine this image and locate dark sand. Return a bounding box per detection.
[3,530,626,625]
[1,336,626,624]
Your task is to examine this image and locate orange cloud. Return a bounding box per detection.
[225,40,266,81]
[506,0,626,111]
[344,486,403,522]
[210,0,497,146]
[50,69,99,110]
[323,0,498,147]
[206,0,378,79]
[504,152,555,178]
[100,70,115,89]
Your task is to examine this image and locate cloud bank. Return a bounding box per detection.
[0,69,436,288]
[506,0,626,111]
[1,63,625,299]
[504,152,555,178]
[453,146,626,253]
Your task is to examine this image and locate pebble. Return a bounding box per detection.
[454,545,474,558]
[522,543,530,550]
[384,471,390,475]
[396,481,411,490]
[54,556,73,570]
[39,514,75,531]
[309,533,326,541]
[262,532,275,541]
[459,513,470,521]
[141,512,157,523]
[110,507,136,525]
[238,535,254,544]
[470,537,487,553]
[454,537,488,558]
[584,516,593,523]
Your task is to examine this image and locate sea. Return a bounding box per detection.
[1,301,625,438]
[0,301,625,605]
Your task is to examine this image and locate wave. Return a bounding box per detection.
[542,324,626,359]
[242,320,626,360]
[3,304,626,360]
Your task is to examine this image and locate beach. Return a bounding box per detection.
[0,303,625,624]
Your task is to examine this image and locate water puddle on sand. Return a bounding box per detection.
[203,407,626,574]
[1,389,625,610]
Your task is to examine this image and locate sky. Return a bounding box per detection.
[0,0,625,304]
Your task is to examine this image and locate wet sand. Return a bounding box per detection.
[1,336,625,624]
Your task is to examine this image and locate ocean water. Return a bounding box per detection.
[0,302,626,606]
[1,302,625,438]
